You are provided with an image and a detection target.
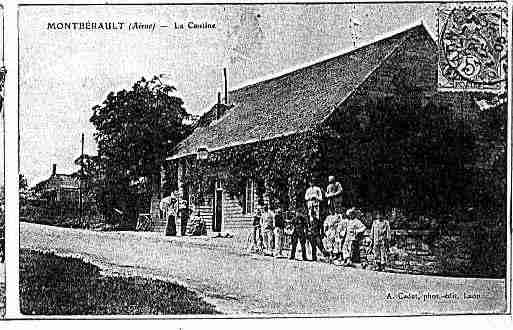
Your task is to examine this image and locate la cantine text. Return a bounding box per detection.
[174,21,216,29]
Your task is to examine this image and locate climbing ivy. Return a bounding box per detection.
[172,94,482,217]
[178,127,327,210]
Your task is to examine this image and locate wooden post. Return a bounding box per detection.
[223,68,228,104]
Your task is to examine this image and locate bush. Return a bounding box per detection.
[432,212,506,278]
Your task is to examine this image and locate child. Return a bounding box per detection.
[261,205,275,256]
[247,208,264,254]
[370,212,391,271]
[360,236,373,269]
[323,209,341,263]
[333,213,349,266]
[289,210,308,261]
[273,207,285,258]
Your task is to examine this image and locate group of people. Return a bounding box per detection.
[249,204,288,257]
[248,176,392,271]
[322,206,391,270]
[160,194,207,237]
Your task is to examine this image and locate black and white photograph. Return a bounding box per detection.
[0,4,5,318]
[17,2,510,317]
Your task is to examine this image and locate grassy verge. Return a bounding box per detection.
[20,249,219,315]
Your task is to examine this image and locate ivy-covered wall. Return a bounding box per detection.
[173,129,327,212]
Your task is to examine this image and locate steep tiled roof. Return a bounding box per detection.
[170,24,431,160]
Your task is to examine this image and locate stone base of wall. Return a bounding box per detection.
[358,229,472,275]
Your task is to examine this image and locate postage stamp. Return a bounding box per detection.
[437,4,508,91]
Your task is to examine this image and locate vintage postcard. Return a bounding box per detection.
[0,4,4,318]
[17,2,510,317]
[0,4,5,318]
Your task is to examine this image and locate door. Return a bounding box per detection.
[212,189,223,232]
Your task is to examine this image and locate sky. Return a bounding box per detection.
[19,3,443,185]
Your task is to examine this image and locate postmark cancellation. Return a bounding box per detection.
[437,4,508,91]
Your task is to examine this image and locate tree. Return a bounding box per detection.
[464,99,507,277]
[19,174,29,203]
[18,174,30,221]
[73,154,101,204]
[90,76,192,225]
[19,174,29,192]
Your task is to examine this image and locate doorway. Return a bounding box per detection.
[212,189,223,232]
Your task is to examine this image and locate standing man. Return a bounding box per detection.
[273,207,285,258]
[371,212,391,271]
[261,204,275,256]
[326,176,343,214]
[305,180,323,221]
[289,210,308,261]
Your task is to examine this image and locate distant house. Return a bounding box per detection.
[164,24,473,234]
[33,164,80,204]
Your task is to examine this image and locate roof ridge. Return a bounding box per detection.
[170,23,431,160]
[229,24,424,95]
[319,29,413,125]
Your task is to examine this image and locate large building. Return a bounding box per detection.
[165,24,473,234]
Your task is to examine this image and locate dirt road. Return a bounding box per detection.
[20,222,507,315]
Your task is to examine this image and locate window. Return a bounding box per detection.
[243,179,255,214]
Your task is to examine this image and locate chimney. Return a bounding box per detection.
[216,92,225,120]
[223,68,228,104]
[52,164,57,176]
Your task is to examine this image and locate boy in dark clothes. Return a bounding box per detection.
[274,207,285,257]
[289,210,308,261]
[308,208,328,261]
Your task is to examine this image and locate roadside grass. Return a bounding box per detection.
[20,249,219,315]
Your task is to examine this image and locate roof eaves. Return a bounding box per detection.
[168,104,241,157]
[166,129,307,161]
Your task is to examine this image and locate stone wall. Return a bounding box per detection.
[358,229,472,275]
